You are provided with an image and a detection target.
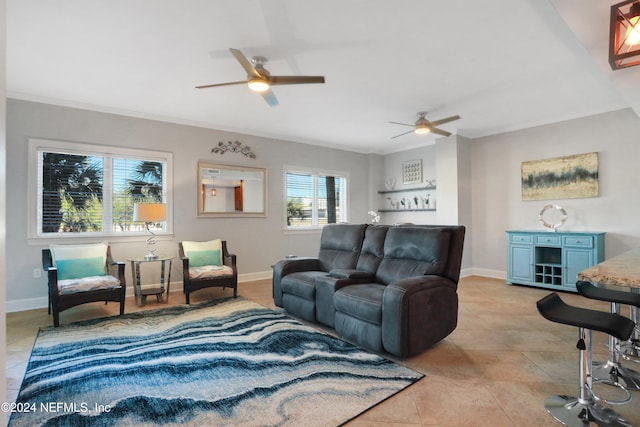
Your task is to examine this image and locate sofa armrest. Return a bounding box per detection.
[272,257,322,307]
[382,275,459,357]
[329,269,374,280]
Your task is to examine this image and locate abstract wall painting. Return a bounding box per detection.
[521,152,599,201]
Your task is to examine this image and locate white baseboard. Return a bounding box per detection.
[239,270,271,282]
[5,296,49,313]
[5,269,506,313]
[465,268,506,280]
[6,270,274,313]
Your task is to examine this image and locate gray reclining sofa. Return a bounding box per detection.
[272,223,465,357]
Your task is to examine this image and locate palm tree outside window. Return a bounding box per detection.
[30,138,172,238]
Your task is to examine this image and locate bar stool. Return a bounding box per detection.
[536,292,635,426]
[577,280,640,391]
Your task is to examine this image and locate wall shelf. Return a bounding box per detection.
[378,185,435,194]
[379,208,436,212]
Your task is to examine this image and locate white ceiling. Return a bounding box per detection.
[7,0,640,154]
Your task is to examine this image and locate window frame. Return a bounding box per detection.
[27,138,173,243]
[282,165,349,231]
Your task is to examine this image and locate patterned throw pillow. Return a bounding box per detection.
[49,243,108,280]
[182,239,223,268]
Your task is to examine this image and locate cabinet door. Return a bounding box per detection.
[508,245,533,283]
[563,248,592,288]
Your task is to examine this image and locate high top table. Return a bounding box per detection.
[578,248,640,389]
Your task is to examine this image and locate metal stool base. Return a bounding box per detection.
[592,361,640,391]
[545,395,631,427]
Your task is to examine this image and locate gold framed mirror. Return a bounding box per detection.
[197,162,267,217]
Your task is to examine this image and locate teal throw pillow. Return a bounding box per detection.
[56,257,106,280]
[188,250,222,268]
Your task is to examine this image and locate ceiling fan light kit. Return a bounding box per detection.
[196,48,325,106]
[609,0,640,70]
[390,112,460,139]
[247,78,269,92]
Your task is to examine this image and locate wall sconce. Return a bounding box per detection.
[133,203,166,260]
[610,0,640,70]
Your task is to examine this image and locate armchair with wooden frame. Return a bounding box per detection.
[42,243,126,327]
[179,240,238,304]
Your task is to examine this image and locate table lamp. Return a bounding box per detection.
[134,203,166,260]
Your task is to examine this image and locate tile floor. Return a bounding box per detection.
[6,276,640,426]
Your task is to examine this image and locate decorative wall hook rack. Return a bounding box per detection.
[211,141,256,159]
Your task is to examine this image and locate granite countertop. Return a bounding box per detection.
[578,247,640,288]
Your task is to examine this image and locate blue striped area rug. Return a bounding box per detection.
[9,297,423,426]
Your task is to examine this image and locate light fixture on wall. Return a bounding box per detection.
[133,203,166,260]
[609,0,640,69]
[210,188,217,196]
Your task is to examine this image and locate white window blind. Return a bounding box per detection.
[285,169,347,229]
[30,138,172,239]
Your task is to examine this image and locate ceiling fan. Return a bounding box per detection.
[390,112,461,138]
[196,48,325,107]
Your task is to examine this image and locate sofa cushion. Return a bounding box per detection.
[188,265,234,280]
[281,271,328,300]
[57,275,121,295]
[334,283,385,325]
[355,225,388,273]
[318,224,367,271]
[376,227,451,285]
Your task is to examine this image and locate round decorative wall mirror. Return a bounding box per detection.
[538,204,567,231]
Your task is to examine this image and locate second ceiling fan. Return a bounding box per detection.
[196,48,325,107]
[390,112,461,138]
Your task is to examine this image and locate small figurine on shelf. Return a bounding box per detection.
[400,198,406,209]
[413,196,419,209]
[387,197,393,209]
[384,178,396,190]
[422,194,430,209]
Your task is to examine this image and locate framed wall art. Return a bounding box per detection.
[402,159,422,185]
[521,152,598,201]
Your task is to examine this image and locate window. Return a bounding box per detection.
[284,167,348,229]
[28,138,172,240]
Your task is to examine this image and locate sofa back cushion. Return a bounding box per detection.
[355,225,388,273]
[376,227,451,285]
[318,224,367,272]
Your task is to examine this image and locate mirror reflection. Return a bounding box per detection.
[197,162,267,217]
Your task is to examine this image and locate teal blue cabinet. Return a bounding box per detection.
[506,231,604,292]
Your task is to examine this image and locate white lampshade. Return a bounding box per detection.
[134,203,166,222]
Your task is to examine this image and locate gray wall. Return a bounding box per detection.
[470,108,640,278]
[6,99,372,310]
[6,99,640,310]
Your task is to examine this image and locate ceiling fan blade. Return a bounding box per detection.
[261,89,279,107]
[428,115,461,127]
[428,127,452,137]
[388,121,414,127]
[270,76,325,85]
[195,80,248,89]
[391,129,416,139]
[230,48,261,78]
